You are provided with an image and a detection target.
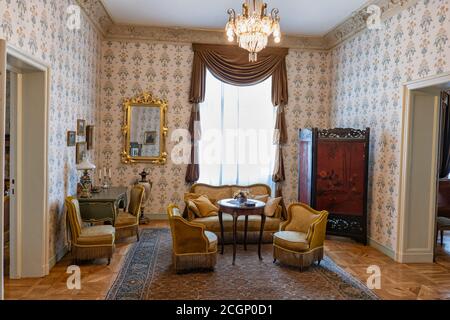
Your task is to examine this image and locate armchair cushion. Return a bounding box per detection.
[115,212,138,227]
[205,231,218,252]
[77,225,115,246]
[191,195,219,218]
[273,231,309,252]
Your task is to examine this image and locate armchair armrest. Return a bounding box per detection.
[306,212,329,250]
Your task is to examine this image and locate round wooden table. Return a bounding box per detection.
[217,199,266,265]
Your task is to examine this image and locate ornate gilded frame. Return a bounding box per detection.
[121,93,168,164]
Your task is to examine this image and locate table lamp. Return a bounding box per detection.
[76,157,96,198]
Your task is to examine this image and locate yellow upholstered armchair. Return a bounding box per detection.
[115,185,145,241]
[167,204,217,273]
[273,203,328,271]
[65,197,115,265]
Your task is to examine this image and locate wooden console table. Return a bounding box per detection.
[78,187,128,224]
[218,199,266,265]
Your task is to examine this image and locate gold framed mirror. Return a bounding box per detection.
[121,93,168,164]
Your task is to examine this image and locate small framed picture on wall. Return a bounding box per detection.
[67,131,76,147]
[86,125,95,150]
[76,142,87,164]
[77,119,86,136]
[144,131,157,145]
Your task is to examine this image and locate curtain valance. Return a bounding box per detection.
[189,43,289,107]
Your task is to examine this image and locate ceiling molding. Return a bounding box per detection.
[77,0,114,36]
[324,0,420,49]
[106,24,328,50]
[77,0,419,50]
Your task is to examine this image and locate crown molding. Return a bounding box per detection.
[77,0,114,36]
[324,0,420,49]
[77,0,419,50]
[105,24,328,50]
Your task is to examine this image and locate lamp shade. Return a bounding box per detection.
[76,158,96,171]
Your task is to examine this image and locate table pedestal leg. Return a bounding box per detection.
[233,212,238,265]
[258,214,266,260]
[244,215,249,251]
[219,211,225,255]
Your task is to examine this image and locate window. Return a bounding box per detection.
[198,71,276,190]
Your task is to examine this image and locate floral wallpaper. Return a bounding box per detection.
[99,41,331,214]
[330,0,450,250]
[0,0,102,261]
[3,0,443,265]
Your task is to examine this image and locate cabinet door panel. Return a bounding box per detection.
[315,141,366,216]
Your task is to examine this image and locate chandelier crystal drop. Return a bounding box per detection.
[225,0,281,62]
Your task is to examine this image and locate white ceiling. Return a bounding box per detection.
[101,0,368,36]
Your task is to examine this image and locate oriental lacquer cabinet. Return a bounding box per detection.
[298,128,370,244]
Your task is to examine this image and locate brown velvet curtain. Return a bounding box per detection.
[186,44,289,210]
[440,91,450,179]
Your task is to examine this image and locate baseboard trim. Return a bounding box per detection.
[395,251,434,263]
[368,237,396,260]
[48,245,69,271]
[144,214,168,221]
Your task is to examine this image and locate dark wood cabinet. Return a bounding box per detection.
[298,128,370,244]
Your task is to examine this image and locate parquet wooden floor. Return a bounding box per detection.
[3,221,450,300]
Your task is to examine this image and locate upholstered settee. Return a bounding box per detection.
[184,184,284,244]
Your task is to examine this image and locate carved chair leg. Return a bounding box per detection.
[136,226,140,242]
[442,230,444,246]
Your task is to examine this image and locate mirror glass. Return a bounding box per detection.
[128,105,161,158]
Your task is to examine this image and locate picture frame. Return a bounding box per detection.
[130,142,140,157]
[144,131,157,145]
[76,142,87,164]
[86,125,95,150]
[77,119,86,136]
[67,131,76,147]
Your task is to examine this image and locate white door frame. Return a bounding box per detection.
[0,39,6,300]
[2,42,50,281]
[397,72,450,263]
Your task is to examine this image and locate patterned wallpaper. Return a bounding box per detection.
[0,0,102,261]
[4,0,444,264]
[330,0,450,250]
[99,41,331,214]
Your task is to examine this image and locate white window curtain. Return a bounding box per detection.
[198,71,276,191]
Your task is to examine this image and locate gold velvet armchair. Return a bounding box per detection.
[65,197,115,265]
[115,185,145,241]
[167,204,218,273]
[273,203,328,270]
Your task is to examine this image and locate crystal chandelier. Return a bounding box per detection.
[226,0,281,62]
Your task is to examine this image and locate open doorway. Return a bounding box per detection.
[397,73,450,264]
[0,42,50,299]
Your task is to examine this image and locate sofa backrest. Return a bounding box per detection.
[190,183,272,204]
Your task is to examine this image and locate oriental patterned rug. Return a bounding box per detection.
[106,229,378,300]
